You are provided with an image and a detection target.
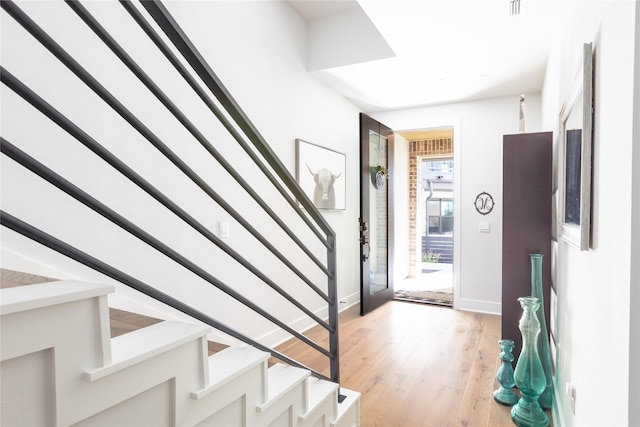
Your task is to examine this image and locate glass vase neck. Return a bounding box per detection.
[518,296,541,313]
[530,254,543,286]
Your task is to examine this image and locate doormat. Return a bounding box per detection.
[394,288,453,307]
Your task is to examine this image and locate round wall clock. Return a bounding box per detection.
[474,191,494,215]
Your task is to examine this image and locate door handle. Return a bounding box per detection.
[362,240,370,262]
[359,218,369,261]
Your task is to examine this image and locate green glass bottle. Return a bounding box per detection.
[493,339,518,406]
[530,254,554,409]
[511,297,549,427]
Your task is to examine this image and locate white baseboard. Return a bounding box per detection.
[337,290,360,312]
[454,297,501,315]
[259,290,361,349]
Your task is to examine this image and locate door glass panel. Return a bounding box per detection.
[369,131,388,295]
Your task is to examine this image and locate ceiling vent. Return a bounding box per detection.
[509,0,526,16]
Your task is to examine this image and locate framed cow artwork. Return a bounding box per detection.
[295,139,346,210]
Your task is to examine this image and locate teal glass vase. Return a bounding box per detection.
[511,297,549,427]
[530,254,554,409]
[493,339,519,406]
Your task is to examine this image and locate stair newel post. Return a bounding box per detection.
[327,233,344,402]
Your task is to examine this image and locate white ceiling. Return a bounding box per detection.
[286,0,563,112]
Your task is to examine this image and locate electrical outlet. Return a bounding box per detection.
[566,382,576,415]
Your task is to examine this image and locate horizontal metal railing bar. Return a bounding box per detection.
[0,67,333,325]
[0,210,334,383]
[0,137,334,359]
[138,1,336,243]
[2,0,340,385]
[66,0,331,301]
[0,0,333,284]
[66,0,331,273]
[120,0,332,251]
[125,1,340,385]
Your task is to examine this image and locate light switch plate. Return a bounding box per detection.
[220,221,230,238]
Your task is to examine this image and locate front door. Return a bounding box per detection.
[360,113,394,315]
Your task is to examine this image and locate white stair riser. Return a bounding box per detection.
[1,281,360,426]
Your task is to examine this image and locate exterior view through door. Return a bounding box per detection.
[394,129,454,307]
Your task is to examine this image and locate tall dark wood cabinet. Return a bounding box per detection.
[502,132,552,360]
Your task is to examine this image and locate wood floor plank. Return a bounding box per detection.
[455,314,500,426]
[373,333,446,426]
[276,300,553,426]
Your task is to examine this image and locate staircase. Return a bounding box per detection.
[0,280,360,426]
[1,1,357,424]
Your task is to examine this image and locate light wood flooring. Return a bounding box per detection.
[276,301,553,427]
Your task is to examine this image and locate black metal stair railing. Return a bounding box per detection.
[0,0,341,387]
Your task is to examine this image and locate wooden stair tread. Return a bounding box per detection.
[300,377,339,421]
[84,320,210,381]
[191,346,270,400]
[1,281,114,315]
[258,363,310,412]
[108,308,228,355]
[0,268,57,289]
[0,269,227,354]
[109,307,163,338]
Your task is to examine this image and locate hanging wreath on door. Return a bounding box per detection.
[372,165,388,189]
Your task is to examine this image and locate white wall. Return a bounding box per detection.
[163,0,364,314]
[373,93,543,314]
[0,0,362,347]
[541,2,637,426]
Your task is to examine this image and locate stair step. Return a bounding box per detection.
[1,272,362,426]
[84,320,210,381]
[331,388,361,427]
[191,345,270,400]
[257,363,310,412]
[300,376,338,422]
[109,307,227,355]
[1,280,113,315]
[109,307,163,338]
[0,268,56,289]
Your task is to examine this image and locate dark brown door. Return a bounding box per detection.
[360,113,394,315]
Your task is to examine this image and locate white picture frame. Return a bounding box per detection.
[558,42,593,250]
[295,139,346,210]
